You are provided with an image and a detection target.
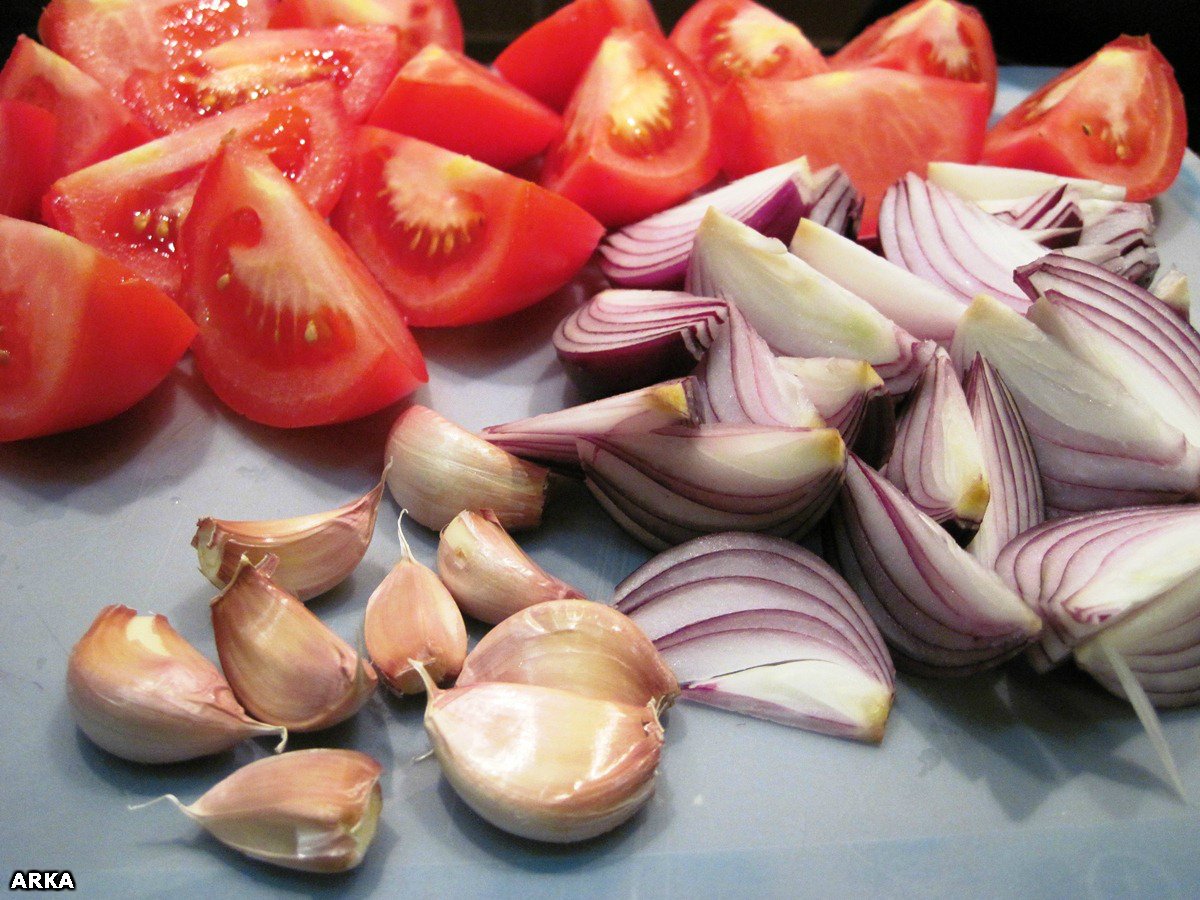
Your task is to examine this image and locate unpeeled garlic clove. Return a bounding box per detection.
[364,516,467,695]
[437,511,586,625]
[417,673,664,843]
[192,470,387,601]
[385,404,549,531]
[211,557,377,731]
[66,605,285,763]
[457,599,679,712]
[141,749,383,872]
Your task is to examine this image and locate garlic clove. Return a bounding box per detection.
[67,605,285,763]
[437,511,586,625]
[457,599,679,712]
[364,516,468,695]
[211,557,377,731]
[144,749,383,872]
[192,469,387,602]
[419,675,663,843]
[386,404,549,531]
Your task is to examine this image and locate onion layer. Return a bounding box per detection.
[776,357,888,451]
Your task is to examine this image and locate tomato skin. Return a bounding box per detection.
[368,44,562,170]
[181,145,426,428]
[269,0,463,59]
[494,0,663,113]
[0,215,196,441]
[831,0,997,106]
[0,101,57,221]
[332,129,605,328]
[719,68,989,235]
[981,36,1186,201]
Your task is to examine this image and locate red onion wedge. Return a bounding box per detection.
[1071,199,1159,286]
[1150,266,1190,319]
[830,454,1043,677]
[579,424,846,551]
[950,294,1200,513]
[553,290,728,395]
[925,162,1126,203]
[481,378,699,471]
[962,354,1044,569]
[977,185,1082,248]
[776,357,888,451]
[878,174,1046,314]
[788,218,964,344]
[1017,254,1200,448]
[612,533,894,742]
[883,347,989,531]
[687,208,933,395]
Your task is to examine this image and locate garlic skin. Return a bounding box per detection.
[457,599,679,712]
[151,749,383,873]
[386,405,549,531]
[437,511,586,625]
[421,678,663,843]
[364,517,468,695]
[192,471,387,601]
[211,558,377,731]
[66,605,285,763]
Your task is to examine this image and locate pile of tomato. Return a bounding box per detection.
[0,0,1186,440]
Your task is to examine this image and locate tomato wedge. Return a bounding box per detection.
[0,101,56,221]
[0,215,196,441]
[981,35,1185,201]
[0,36,152,179]
[38,0,278,96]
[45,83,351,299]
[494,0,663,113]
[181,144,426,428]
[332,129,604,327]
[832,0,997,106]
[269,0,464,59]
[669,0,828,94]
[540,29,720,228]
[368,44,562,170]
[124,26,402,133]
[719,69,989,236]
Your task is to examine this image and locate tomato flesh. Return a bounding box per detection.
[0,215,196,441]
[332,129,605,327]
[981,35,1185,201]
[269,0,464,59]
[182,145,426,427]
[0,101,56,221]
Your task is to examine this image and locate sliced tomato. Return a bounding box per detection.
[494,0,662,113]
[832,0,997,106]
[669,0,828,94]
[0,101,57,221]
[981,35,1185,201]
[180,145,425,427]
[38,0,278,97]
[0,215,196,441]
[719,68,989,235]
[332,130,604,328]
[269,0,463,59]
[124,25,402,133]
[540,29,720,228]
[367,44,562,170]
[0,36,152,180]
[44,83,350,299]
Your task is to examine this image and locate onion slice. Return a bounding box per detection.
[1150,266,1190,319]
[830,454,1042,676]
[776,357,888,451]
[1071,199,1159,286]
[612,532,894,741]
[978,185,1082,247]
[925,162,1125,203]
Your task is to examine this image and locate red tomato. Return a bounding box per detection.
[331,129,605,328]
[124,25,403,133]
[368,44,562,170]
[719,69,989,236]
[669,0,828,93]
[981,35,1186,201]
[38,0,278,97]
[0,36,152,180]
[180,145,426,427]
[0,101,56,221]
[44,83,351,299]
[269,0,463,59]
[540,29,720,228]
[0,215,196,441]
[832,0,997,106]
[494,0,662,113]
